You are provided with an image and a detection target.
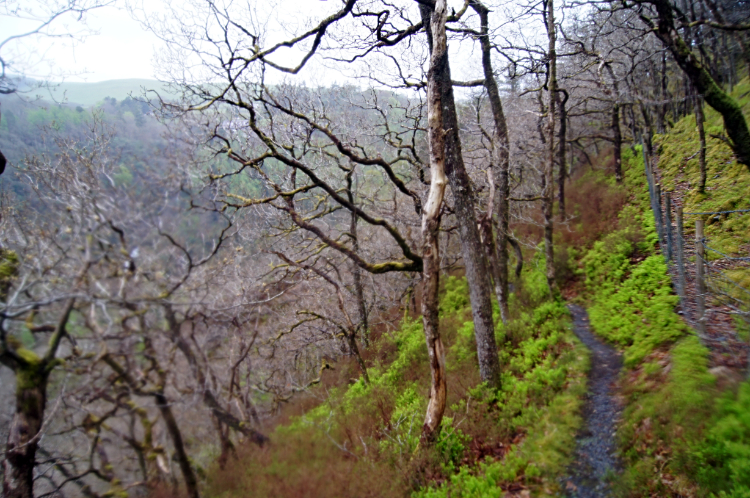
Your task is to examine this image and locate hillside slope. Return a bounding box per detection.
[197,84,750,497]
[40,79,170,106]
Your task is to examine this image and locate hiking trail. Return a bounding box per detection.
[563,304,623,497]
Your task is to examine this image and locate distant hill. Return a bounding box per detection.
[40,79,172,106]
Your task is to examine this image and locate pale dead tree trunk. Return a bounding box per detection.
[420,0,449,442]
[544,0,559,298]
[695,95,707,193]
[470,0,511,325]
[420,1,502,389]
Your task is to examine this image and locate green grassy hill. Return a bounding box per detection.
[39,79,171,106]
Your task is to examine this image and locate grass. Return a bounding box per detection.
[196,78,750,498]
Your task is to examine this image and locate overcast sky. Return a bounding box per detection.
[0,0,363,83]
[0,0,505,85]
[0,3,159,82]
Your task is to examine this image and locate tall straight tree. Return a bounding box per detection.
[544,0,560,297]
[470,0,512,325]
[420,0,502,389]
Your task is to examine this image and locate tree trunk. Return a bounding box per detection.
[164,309,270,445]
[470,0,510,325]
[420,1,501,389]
[612,102,622,183]
[601,63,622,183]
[102,349,203,498]
[348,176,369,346]
[2,364,47,498]
[640,104,654,159]
[421,0,450,442]
[2,299,73,498]
[695,95,707,193]
[544,0,559,298]
[628,104,638,155]
[155,393,201,498]
[557,88,569,215]
[508,236,524,280]
[657,52,668,134]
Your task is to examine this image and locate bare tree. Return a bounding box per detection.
[0,114,270,497]
[420,0,450,441]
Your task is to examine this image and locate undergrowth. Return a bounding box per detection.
[205,259,588,498]
[576,138,750,497]
[655,78,750,325]
[203,80,750,498]
[648,78,750,498]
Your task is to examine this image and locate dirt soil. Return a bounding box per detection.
[563,304,623,498]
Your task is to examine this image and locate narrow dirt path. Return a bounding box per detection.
[563,304,623,497]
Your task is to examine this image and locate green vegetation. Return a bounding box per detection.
[205,106,750,496]
[655,78,750,310]
[206,265,588,498]
[571,140,750,497]
[584,236,686,366]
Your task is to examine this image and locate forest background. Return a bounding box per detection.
[1,0,750,497]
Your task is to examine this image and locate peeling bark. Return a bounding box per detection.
[420,0,450,442]
[421,1,502,389]
[544,0,560,298]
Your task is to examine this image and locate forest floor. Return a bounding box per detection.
[563,304,623,498]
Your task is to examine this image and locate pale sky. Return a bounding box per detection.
[0,3,160,82]
[0,0,501,85]
[0,0,362,83]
